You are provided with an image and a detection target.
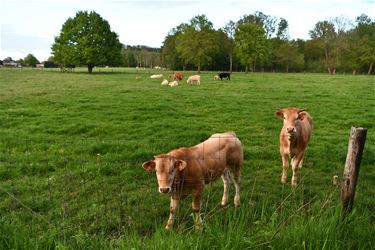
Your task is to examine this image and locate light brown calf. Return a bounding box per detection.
[186,75,201,85]
[275,108,313,186]
[142,131,243,230]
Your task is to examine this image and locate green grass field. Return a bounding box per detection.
[0,68,374,249]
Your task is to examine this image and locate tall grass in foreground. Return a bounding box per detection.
[0,68,374,249]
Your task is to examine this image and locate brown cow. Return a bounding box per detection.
[173,71,183,81]
[142,131,243,230]
[275,108,313,186]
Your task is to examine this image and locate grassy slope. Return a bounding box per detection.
[0,68,374,249]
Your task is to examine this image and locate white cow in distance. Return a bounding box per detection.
[150,74,163,79]
[169,81,178,87]
[186,75,201,85]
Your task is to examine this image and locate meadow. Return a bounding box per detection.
[0,67,374,249]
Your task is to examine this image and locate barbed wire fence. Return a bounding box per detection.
[0,137,374,245]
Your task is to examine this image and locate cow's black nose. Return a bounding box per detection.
[287,127,295,133]
[159,187,170,193]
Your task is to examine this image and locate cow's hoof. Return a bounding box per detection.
[194,223,203,231]
[291,178,297,187]
[234,197,240,207]
[281,176,287,184]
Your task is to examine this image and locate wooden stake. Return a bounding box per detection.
[341,127,367,213]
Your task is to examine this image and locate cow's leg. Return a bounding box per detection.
[281,154,289,184]
[166,198,179,231]
[229,168,241,207]
[291,152,304,186]
[192,192,203,229]
[298,152,305,169]
[221,170,230,206]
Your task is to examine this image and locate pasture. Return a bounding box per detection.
[0,68,374,249]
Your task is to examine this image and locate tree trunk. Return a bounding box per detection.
[368,62,373,75]
[327,67,331,74]
[197,61,201,74]
[332,67,336,75]
[245,65,249,74]
[352,69,356,75]
[286,63,289,73]
[88,64,94,74]
[229,53,233,73]
[253,57,257,72]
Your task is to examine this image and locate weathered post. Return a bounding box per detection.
[341,127,367,213]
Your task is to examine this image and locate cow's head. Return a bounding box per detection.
[275,108,308,140]
[142,155,187,194]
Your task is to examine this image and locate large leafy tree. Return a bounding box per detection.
[309,21,337,74]
[234,23,267,72]
[175,15,218,73]
[345,14,375,74]
[309,19,350,74]
[162,24,187,70]
[52,11,122,73]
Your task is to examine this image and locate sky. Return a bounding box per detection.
[1,0,374,61]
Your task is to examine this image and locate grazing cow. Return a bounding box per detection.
[174,72,183,81]
[213,75,220,80]
[161,79,169,86]
[275,107,313,186]
[219,72,231,80]
[150,74,163,79]
[186,75,201,85]
[142,131,243,230]
[168,80,178,87]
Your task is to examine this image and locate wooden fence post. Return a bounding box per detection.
[341,127,367,213]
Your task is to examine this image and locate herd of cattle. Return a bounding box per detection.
[142,107,313,230]
[149,72,231,87]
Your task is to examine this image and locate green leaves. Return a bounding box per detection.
[51,11,122,73]
[174,15,218,72]
[234,23,267,72]
[23,54,39,67]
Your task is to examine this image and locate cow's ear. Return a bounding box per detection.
[275,110,284,120]
[142,160,156,173]
[298,111,308,121]
[174,160,187,171]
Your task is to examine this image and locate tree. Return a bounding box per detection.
[309,19,350,74]
[238,11,277,38]
[275,41,304,72]
[345,14,375,74]
[234,23,267,72]
[309,21,337,74]
[175,15,218,73]
[276,18,289,40]
[121,48,137,67]
[3,57,13,62]
[222,21,236,73]
[52,11,122,73]
[23,54,39,67]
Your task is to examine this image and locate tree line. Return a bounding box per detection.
[3,11,373,74]
[160,12,374,74]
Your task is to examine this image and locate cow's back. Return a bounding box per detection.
[196,132,243,170]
